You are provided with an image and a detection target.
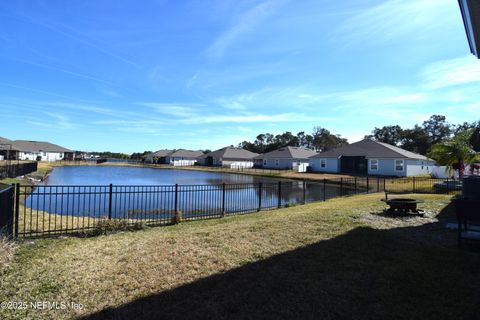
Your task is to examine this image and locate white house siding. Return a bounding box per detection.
[166,157,198,166]
[19,151,64,162]
[309,158,339,173]
[261,159,309,170]
[229,161,254,169]
[367,159,435,177]
[405,159,435,176]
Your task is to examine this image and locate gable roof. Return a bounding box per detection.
[150,149,174,157]
[12,140,72,153]
[255,146,317,160]
[310,139,430,160]
[168,149,203,158]
[202,147,259,160]
[0,137,13,149]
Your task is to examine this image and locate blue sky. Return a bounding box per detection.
[1,0,479,153]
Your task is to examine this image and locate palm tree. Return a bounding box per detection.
[429,130,480,180]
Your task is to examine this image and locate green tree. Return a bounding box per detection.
[399,125,431,155]
[429,130,480,179]
[422,114,452,145]
[371,125,403,145]
[312,127,348,152]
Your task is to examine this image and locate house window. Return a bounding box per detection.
[275,159,279,167]
[395,159,404,172]
[370,159,378,171]
[320,159,326,168]
[263,159,267,166]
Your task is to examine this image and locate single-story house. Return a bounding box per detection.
[145,149,174,164]
[255,146,318,171]
[165,149,204,166]
[12,140,73,162]
[198,147,259,168]
[309,139,435,177]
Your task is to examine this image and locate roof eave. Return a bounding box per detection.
[459,0,480,58]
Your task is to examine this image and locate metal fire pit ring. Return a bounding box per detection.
[381,198,425,214]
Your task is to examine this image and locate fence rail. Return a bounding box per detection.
[0,176,462,239]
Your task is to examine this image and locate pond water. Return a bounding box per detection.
[44,166,281,185]
[25,166,359,220]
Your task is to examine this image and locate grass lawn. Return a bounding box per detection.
[1,193,479,320]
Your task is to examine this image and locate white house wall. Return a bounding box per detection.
[19,151,65,162]
[261,158,309,169]
[405,159,435,176]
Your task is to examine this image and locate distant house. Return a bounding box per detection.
[255,146,318,171]
[12,140,73,162]
[165,149,203,166]
[309,139,435,177]
[198,147,259,168]
[145,149,174,164]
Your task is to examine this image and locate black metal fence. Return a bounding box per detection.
[0,161,38,179]
[5,176,462,239]
[0,184,15,236]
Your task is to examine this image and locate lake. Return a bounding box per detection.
[24,166,358,220]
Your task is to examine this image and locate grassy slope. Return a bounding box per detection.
[1,193,479,319]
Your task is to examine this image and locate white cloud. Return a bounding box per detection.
[205,0,287,61]
[421,56,480,89]
[336,0,456,45]
[140,102,204,117]
[28,112,76,130]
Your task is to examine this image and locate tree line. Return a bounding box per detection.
[237,127,348,154]
[237,115,479,156]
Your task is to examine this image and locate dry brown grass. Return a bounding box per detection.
[0,193,473,320]
[0,236,15,267]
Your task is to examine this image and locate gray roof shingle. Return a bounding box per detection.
[255,146,317,160]
[202,147,259,160]
[150,150,174,157]
[310,139,430,160]
[11,140,73,153]
[168,149,204,158]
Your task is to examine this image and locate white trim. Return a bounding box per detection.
[320,159,327,168]
[370,159,378,171]
[394,159,405,172]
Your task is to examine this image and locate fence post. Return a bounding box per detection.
[366,176,369,194]
[277,181,282,208]
[412,176,416,194]
[323,178,326,201]
[222,183,226,216]
[302,180,306,204]
[174,183,179,215]
[14,183,20,238]
[354,177,357,194]
[383,178,386,192]
[340,178,343,196]
[258,182,262,211]
[108,184,113,220]
[377,177,380,192]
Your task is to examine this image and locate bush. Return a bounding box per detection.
[91,219,145,236]
[174,211,183,224]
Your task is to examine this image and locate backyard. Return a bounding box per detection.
[1,192,479,319]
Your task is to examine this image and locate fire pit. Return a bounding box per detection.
[381,198,424,214]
